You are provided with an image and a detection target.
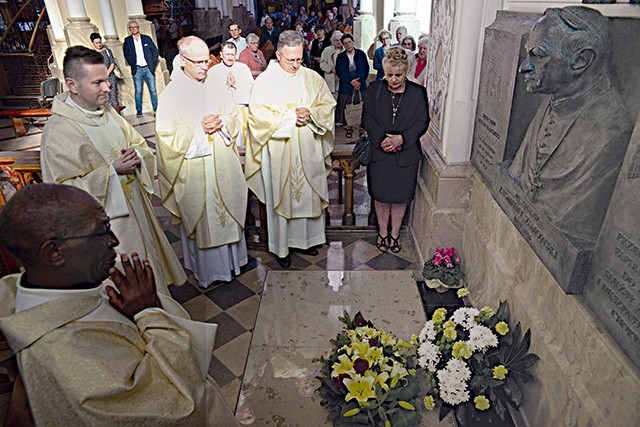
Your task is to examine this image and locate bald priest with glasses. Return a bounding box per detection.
[155,36,247,289]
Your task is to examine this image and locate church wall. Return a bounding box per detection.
[462,173,640,426]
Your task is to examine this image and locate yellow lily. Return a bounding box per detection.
[331,354,355,378]
[343,374,377,404]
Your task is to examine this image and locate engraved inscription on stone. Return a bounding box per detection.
[585,124,640,369]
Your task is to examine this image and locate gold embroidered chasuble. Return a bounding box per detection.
[40,93,186,293]
[246,62,336,220]
[0,274,239,426]
[155,70,246,249]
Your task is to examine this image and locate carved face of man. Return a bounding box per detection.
[520,15,574,96]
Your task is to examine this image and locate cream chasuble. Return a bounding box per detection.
[156,69,247,286]
[246,62,336,257]
[0,273,240,426]
[40,93,186,294]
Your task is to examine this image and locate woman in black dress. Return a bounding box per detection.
[362,47,430,253]
[90,33,119,107]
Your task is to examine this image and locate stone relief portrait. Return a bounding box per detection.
[505,6,634,244]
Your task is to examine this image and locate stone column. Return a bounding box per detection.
[353,0,376,59]
[43,0,67,76]
[389,0,420,40]
[125,0,155,45]
[63,0,99,49]
[194,0,208,38]
[208,0,224,38]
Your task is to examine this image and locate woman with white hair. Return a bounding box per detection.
[408,36,428,86]
[319,30,344,100]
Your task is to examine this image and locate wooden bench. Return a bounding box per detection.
[0,109,52,138]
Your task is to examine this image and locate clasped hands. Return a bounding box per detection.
[201,114,224,134]
[106,253,160,320]
[381,133,403,152]
[295,107,311,126]
[113,147,141,174]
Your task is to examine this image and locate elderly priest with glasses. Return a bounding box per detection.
[156,36,247,288]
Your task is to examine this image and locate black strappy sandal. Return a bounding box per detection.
[376,234,388,253]
[388,235,402,253]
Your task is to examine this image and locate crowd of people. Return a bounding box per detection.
[0,7,431,425]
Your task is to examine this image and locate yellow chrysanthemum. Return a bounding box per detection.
[331,354,354,378]
[480,306,494,317]
[432,308,447,324]
[443,320,456,329]
[343,374,376,404]
[423,395,436,411]
[492,365,508,380]
[442,327,457,341]
[452,341,473,359]
[474,395,490,411]
[457,288,470,298]
[410,334,419,345]
[495,321,510,336]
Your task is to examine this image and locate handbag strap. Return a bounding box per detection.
[351,90,361,104]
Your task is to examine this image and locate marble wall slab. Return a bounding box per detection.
[463,174,640,426]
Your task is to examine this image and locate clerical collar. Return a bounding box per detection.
[15,273,103,313]
[65,95,105,118]
[549,76,611,117]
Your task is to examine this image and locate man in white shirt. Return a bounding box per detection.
[0,183,238,425]
[122,20,159,117]
[156,36,247,288]
[226,22,247,59]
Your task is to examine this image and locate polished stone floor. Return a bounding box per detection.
[0,113,452,425]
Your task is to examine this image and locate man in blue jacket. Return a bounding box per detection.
[123,20,159,117]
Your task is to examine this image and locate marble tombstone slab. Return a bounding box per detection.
[471,8,640,368]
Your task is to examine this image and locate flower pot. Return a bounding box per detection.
[425,278,462,293]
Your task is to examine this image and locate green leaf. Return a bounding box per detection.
[398,400,416,410]
[342,407,361,417]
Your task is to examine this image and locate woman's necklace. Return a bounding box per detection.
[391,91,404,124]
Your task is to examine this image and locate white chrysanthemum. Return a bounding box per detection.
[417,341,440,372]
[436,359,471,405]
[451,307,481,329]
[419,320,437,342]
[468,324,499,351]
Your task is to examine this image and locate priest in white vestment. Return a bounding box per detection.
[0,184,239,426]
[246,31,336,268]
[40,46,186,295]
[208,42,254,148]
[156,36,248,287]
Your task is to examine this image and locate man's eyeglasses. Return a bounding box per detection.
[52,224,113,242]
[52,230,112,242]
[278,54,303,65]
[182,55,212,66]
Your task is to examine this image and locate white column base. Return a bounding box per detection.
[63,17,99,49]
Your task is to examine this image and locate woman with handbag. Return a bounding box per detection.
[335,33,369,139]
[362,47,430,253]
[90,33,120,107]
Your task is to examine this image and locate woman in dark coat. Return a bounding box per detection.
[362,47,430,253]
[335,33,370,139]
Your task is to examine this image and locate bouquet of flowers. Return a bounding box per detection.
[423,247,465,291]
[316,311,421,426]
[417,289,539,425]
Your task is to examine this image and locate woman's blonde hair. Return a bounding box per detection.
[382,46,410,73]
[377,29,392,43]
